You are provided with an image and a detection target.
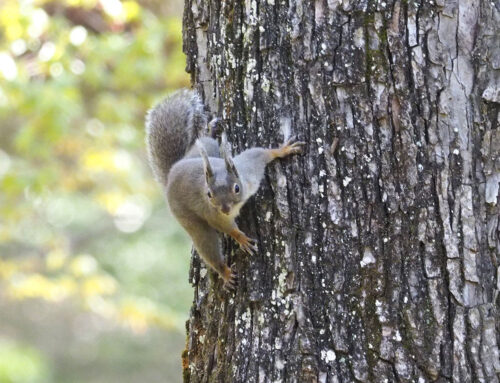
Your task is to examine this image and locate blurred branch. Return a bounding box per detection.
[43,2,109,33]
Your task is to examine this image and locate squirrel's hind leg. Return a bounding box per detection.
[182,217,236,289]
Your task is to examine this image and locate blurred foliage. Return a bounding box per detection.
[0,0,191,381]
[0,340,50,383]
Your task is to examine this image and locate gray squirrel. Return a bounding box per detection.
[145,89,305,290]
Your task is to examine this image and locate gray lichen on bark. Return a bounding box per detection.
[181,1,500,382]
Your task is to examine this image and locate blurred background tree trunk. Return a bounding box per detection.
[181,1,499,382]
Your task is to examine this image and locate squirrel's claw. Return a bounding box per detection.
[223,279,236,291]
[240,237,258,255]
[289,142,305,155]
[222,264,238,291]
[285,135,299,145]
[230,229,258,256]
[208,117,222,138]
[282,136,306,155]
[248,238,259,254]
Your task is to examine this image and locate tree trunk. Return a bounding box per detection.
[181,1,499,382]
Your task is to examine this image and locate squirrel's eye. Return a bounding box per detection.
[207,191,212,198]
[234,184,240,194]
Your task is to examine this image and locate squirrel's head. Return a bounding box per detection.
[197,136,243,216]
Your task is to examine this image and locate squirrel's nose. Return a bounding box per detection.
[221,205,230,215]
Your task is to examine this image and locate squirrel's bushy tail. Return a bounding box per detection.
[145,89,206,186]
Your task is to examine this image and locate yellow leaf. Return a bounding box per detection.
[82,149,116,172]
[7,274,76,301]
[45,250,67,271]
[0,259,18,279]
[96,191,126,214]
[83,275,117,297]
[119,301,149,334]
[123,1,140,21]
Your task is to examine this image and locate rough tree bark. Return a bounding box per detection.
[181,1,499,382]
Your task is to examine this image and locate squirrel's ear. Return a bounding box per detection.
[220,133,239,178]
[196,140,214,180]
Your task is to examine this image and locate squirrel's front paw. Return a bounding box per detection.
[238,235,258,255]
[222,264,238,291]
[282,136,306,156]
[208,117,222,138]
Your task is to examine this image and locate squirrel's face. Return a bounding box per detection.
[198,136,244,216]
[206,171,244,216]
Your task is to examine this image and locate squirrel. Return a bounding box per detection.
[145,89,305,290]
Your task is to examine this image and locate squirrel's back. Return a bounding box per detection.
[145,89,206,186]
